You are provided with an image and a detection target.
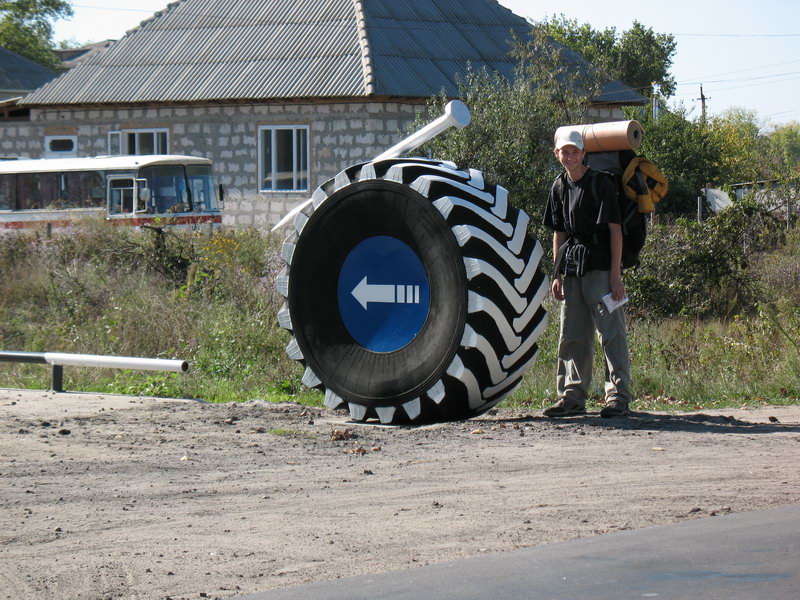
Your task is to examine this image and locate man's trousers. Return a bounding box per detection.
[557,270,632,407]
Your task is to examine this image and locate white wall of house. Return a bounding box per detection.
[0,101,625,227]
[0,100,428,227]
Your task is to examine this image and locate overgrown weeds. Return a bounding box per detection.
[0,223,312,404]
[511,206,800,412]
[1,211,798,412]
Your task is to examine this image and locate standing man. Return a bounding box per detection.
[542,129,632,418]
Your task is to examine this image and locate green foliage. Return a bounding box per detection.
[628,103,799,209]
[624,312,800,408]
[0,0,72,69]
[626,102,721,194]
[512,24,609,124]
[415,67,559,236]
[763,121,800,180]
[655,178,698,215]
[1,217,798,412]
[0,223,307,404]
[707,108,766,184]
[511,219,800,411]
[413,23,617,240]
[626,197,782,319]
[538,15,676,98]
[509,294,800,412]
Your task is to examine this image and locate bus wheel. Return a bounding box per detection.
[277,158,548,424]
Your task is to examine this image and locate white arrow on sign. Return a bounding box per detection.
[352,276,421,310]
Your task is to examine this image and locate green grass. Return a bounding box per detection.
[1,221,799,413]
[268,428,319,439]
[506,299,800,413]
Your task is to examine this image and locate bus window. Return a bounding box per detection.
[139,165,190,214]
[186,164,219,212]
[108,178,135,214]
[0,156,220,229]
[62,171,105,208]
[16,173,59,210]
[0,174,14,210]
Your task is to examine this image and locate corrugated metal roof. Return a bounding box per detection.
[0,48,57,94]
[22,0,644,106]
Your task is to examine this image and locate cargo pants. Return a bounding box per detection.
[556,269,632,407]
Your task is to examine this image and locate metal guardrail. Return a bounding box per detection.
[0,351,189,393]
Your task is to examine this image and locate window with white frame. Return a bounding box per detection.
[258,125,309,192]
[44,135,78,158]
[108,128,169,156]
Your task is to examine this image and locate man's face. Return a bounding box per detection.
[554,145,585,170]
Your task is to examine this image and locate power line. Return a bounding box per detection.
[678,58,800,84]
[673,32,800,38]
[674,72,800,97]
[764,109,800,118]
[682,71,800,85]
[70,4,158,13]
[710,74,800,93]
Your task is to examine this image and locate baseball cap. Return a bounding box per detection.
[554,129,584,151]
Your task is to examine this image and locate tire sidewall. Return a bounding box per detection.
[288,179,467,404]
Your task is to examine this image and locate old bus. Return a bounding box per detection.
[0,155,222,229]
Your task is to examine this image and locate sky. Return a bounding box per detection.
[51,0,800,130]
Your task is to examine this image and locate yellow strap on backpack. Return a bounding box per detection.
[622,157,669,213]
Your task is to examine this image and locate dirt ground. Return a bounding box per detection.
[1,388,799,600]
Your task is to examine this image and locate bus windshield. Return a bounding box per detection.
[186,165,220,213]
[137,164,219,214]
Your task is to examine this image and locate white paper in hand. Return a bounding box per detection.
[602,293,629,313]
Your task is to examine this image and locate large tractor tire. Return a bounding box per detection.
[277,158,548,424]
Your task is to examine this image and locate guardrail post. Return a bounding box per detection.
[51,365,64,393]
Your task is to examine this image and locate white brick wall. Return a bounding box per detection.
[26,99,426,227]
[1,100,628,226]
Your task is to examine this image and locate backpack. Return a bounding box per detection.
[552,151,667,276]
[586,151,667,269]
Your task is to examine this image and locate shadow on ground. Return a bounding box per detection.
[484,411,800,435]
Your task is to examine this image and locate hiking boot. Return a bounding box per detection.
[600,399,630,418]
[543,399,586,418]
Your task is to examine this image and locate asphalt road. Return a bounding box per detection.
[236,504,800,600]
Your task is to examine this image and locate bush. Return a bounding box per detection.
[626,197,783,319]
[0,223,305,402]
[656,178,700,216]
[2,217,799,412]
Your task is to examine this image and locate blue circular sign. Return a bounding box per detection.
[337,236,430,352]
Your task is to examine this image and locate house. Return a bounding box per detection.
[0,47,57,102]
[0,48,57,128]
[6,0,645,227]
[54,40,116,71]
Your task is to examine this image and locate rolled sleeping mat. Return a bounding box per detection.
[554,120,643,153]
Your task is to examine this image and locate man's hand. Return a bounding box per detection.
[608,223,625,301]
[552,277,565,301]
[609,272,625,302]
[551,231,567,302]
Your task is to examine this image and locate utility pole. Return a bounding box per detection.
[696,85,709,122]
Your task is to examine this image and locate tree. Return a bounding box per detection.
[625,101,722,213]
[416,66,560,241]
[628,198,780,319]
[764,121,800,180]
[414,27,610,241]
[539,15,676,98]
[0,0,72,69]
[511,24,610,125]
[707,108,765,184]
